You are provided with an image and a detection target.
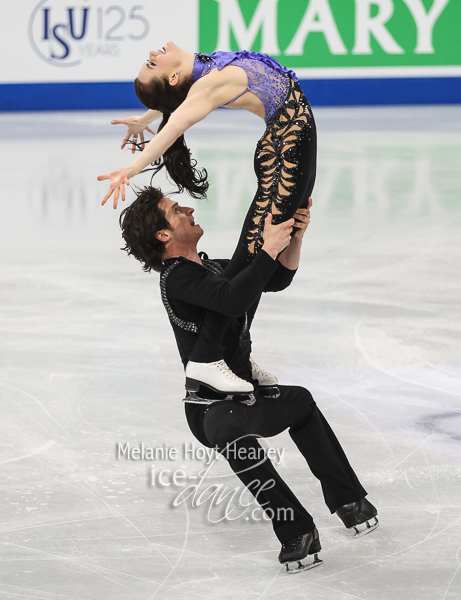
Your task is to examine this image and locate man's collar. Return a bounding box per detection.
[162,252,203,266]
[162,256,186,267]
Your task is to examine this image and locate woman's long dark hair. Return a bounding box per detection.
[134,75,209,199]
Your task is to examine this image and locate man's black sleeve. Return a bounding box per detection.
[264,262,297,292]
[212,258,297,293]
[166,250,278,317]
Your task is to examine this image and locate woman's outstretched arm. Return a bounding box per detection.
[97,89,222,208]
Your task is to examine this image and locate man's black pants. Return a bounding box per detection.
[185,385,367,543]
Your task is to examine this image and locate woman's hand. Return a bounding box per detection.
[111,115,156,154]
[97,167,131,209]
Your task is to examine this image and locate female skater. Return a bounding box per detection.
[97,41,317,394]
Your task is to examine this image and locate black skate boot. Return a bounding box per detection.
[278,528,323,574]
[336,498,379,537]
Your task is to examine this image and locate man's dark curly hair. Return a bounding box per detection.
[119,186,170,273]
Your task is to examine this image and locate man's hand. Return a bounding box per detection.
[277,198,313,270]
[292,198,312,239]
[262,214,295,260]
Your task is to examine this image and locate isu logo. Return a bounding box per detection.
[28,0,150,67]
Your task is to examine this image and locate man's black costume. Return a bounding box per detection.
[161,249,367,543]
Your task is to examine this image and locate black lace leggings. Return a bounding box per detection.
[237,79,316,262]
[190,80,317,362]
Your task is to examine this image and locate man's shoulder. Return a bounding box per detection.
[161,256,228,299]
[161,256,229,278]
[161,257,203,289]
[203,257,229,272]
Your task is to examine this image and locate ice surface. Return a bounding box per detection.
[0,105,460,599]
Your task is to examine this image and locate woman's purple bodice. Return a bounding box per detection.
[191,51,298,123]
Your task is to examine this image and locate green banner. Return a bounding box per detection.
[199,0,461,69]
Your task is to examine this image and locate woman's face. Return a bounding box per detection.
[138,41,181,85]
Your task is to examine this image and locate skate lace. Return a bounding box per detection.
[214,360,247,383]
[282,535,304,551]
[250,357,266,378]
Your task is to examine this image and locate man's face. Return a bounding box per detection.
[159,197,203,245]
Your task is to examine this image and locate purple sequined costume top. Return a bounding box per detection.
[191,51,298,123]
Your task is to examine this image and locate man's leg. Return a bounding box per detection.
[254,385,367,511]
[202,402,314,543]
[203,386,367,521]
[287,391,367,512]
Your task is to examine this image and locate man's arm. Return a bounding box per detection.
[167,216,294,317]
[264,203,312,292]
[278,204,311,270]
[167,250,277,317]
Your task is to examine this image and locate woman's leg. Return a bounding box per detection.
[226,80,317,279]
[187,81,317,388]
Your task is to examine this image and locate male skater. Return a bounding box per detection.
[119,185,378,573]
